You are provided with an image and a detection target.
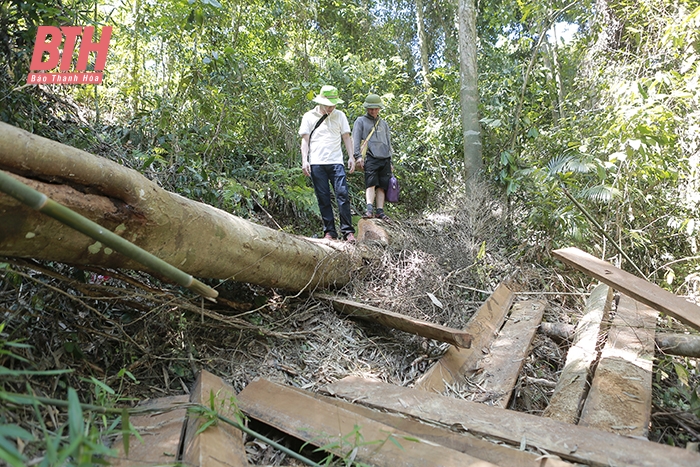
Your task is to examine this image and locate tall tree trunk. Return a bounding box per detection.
[0,123,360,291]
[457,0,483,182]
[543,40,565,122]
[415,0,434,112]
[130,0,142,116]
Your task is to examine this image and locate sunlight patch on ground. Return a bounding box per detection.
[425,213,454,225]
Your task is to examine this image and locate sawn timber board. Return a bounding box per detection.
[578,294,657,438]
[474,299,546,408]
[237,378,500,467]
[324,376,700,467]
[415,282,516,393]
[310,383,575,467]
[552,247,700,331]
[543,283,612,423]
[315,293,472,348]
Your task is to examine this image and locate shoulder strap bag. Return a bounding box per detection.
[360,117,380,157]
[308,113,328,147]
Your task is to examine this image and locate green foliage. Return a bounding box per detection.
[304,423,412,467]
[655,355,700,423]
[0,325,142,465]
[477,0,700,284]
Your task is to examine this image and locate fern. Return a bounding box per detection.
[580,185,621,203]
[547,154,597,176]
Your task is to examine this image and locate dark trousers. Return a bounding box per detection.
[310,164,354,238]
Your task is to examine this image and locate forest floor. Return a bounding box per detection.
[1,183,698,465]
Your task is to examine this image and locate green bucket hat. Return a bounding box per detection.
[313,85,344,106]
[363,93,384,109]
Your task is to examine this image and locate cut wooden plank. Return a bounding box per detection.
[325,376,700,467]
[307,385,575,467]
[109,395,188,466]
[543,284,612,423]
[237,378,500,467]
[415,282,516,393]
[579,295,658,437]
[552,247,700,331]
[475,299,546,408]
[316,294,472,348]
[182,370,248,466]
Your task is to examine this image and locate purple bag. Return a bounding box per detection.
[386,175,400,203]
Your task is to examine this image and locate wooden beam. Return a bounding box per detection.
[182,370,248,466]
[324,376,700,467]
[552,247,700,331]
[109,395,188,466]
[543,284,612,423]
[415,282,516,393]
[316,294,472,348]
[579,295,657,437]
[306,384,575,467]
[237,378,501,467]
[475,299,546,408]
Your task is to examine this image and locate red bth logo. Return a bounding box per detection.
[26,26,112,85]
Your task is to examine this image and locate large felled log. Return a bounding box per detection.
[0,122,361,291]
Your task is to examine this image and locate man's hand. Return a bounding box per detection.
[348,157,356,174]
[302,161,311,176]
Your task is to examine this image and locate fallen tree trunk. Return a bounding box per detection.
[0,122,361,291]
[539,322,700,358]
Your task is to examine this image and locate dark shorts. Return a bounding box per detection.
[364,155,392,191]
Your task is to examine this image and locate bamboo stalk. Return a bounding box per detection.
[0,170,218,300]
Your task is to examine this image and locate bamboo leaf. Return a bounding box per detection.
[122,408,130,456]
[0,436,26,467]
[68,387,85,439]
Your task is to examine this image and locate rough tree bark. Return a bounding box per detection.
[0,122,361,291]
[415,0,434,112]
[457,0,483,181]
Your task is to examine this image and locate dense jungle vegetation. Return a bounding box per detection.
[1,0,700,465]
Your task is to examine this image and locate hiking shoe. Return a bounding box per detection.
[345,233,356,244]
[363,210,374,218]
[324,233,335,240]
[375,211,391,222]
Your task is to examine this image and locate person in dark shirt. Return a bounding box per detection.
[352,93,393,221]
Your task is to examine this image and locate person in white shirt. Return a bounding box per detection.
[299,85,357,243]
